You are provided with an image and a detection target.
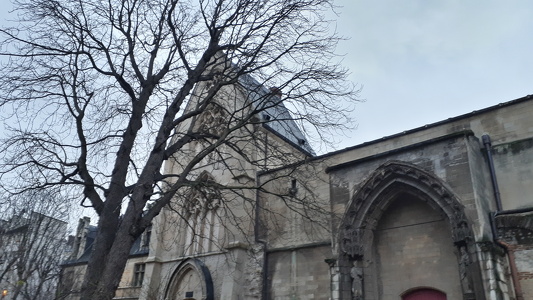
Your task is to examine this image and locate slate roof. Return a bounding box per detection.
[62,225,150,266]
[237,73,316,156]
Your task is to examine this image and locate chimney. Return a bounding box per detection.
[269,87,282,97]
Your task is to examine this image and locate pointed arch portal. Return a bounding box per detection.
[337,161,478,300]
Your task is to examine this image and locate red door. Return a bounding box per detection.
[402,288,446,300]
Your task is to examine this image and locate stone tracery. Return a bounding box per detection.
[182,172,223,255]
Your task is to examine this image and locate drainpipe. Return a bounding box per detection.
[483,134,523,300]
[482,135,502,211]
[497,238,524,300]
[489,212,524,300]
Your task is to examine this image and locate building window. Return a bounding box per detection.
[133,263,145,287]
[184,193,221,255]
[183,173,222,256]
[196,102,227,137]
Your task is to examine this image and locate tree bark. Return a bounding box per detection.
[80,211,139,300]
[79,206,122,300]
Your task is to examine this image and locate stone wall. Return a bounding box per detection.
[267,245,331,299]
[492,138,533,210]
[373,196,462,299]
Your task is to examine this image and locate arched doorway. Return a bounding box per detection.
[338,161,478,300]
[402,288,446,300]
[165,259,214,300]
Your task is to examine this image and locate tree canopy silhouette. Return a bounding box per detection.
[0,0,358,299]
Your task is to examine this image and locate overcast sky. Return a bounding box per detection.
[2,1,532,150]
[332,0,533,148]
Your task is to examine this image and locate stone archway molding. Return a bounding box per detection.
[340,160,473,260]
[336,160,480,300]
[165,258,214,300]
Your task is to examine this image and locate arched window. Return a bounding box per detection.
[196,102,227,137]
[402,288,446,300]
[183,173,222,255]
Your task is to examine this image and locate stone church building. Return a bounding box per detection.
[60,70,533,300]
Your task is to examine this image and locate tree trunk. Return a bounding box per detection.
[80,211,122,300]
[89,234,136,300]
[81,228,137,300]
[80,201,142,300]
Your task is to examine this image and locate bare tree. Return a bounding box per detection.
[0,0,358,299]
[0,190,68,300]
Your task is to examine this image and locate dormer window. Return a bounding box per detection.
[141,226,151,249]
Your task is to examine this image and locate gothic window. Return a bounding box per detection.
[133,263,145,287]
[197,103,227,137]
[183,175,222,256]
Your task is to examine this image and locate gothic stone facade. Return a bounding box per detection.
[62,93,533,300]
[259,95,533,300]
